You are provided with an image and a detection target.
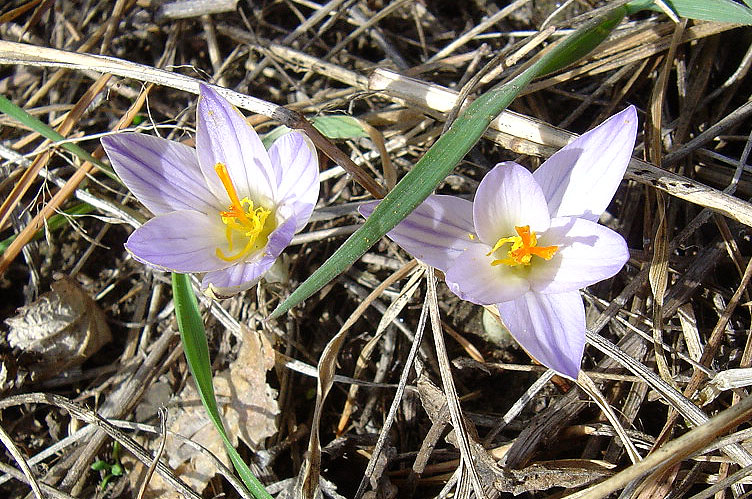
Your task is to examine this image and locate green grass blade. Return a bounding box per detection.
[171,273,272,499]
[269,6,627,320]
[0,202,93,254]
[627,0,752,23]
[0,94,117,181]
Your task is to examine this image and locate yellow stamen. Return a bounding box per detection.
[214,163,275,262]
[487,225,558,267]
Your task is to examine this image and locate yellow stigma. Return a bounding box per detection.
[487,225,558,267]
[214,163,275,262]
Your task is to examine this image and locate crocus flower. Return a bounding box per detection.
[101,84,319,298]
[360,106,637,378]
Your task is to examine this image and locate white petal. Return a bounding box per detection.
[268,132,319,232]
[359,195,475,272]
[445,244,530,305]
[529,217,629,293]
[125,210,229,273]
[102,133,220,215]
[533,106,638,221]
[473,162,550,245]
[497,291,585,379]
[196,84,276,206]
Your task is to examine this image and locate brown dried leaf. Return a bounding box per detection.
[214,327,278,450]
[130,329,278,498]
[4,277,111,379]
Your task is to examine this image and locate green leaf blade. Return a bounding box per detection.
[270,6,628,320]
[171,273,272,499]
[628,0,752,24]
[0,95,116,180]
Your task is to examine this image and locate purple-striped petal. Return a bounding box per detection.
[445,244,530,305]
[268,132,319,232]
[202,254,277,298]
[473,162,550,245]
[102,133,221,216]
[497,291,585,379]
[265,215,299,260]
[125,210,229,273]
[533,106,637,221]
[201,216,298,297]
[359,195,475,272]
[196,84,277,206]
[529,217,629,294]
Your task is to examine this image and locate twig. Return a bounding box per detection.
[353,273,428,499]
[564,393,752,499]
[0,393,202,499]
[0,423,43,499]
[136,407,169,499]
[0,463,75,499]
[0,40,385,198]
[425,266,485,498]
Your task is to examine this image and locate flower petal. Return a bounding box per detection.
[268,132,319,232]
[202,253,277,298]
[533,106,638,221]
[359,195,475,272]
[445,244,530,305]
[265,215,299,259]
[125,210,229,273]
[473,162,550,245]
[196,84,276,206]
[529,217,629,293]
[102,133,220,215]
[201,216,298,297]
[497,291,585,379]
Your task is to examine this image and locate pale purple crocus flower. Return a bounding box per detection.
[101,84,319,298]
[360,106,637,379]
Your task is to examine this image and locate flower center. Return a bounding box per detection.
[487,225,558,267]
[214,163,275,262]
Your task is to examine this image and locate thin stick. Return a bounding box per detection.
[136,407,169,499]
[353,279,428,499]
[425,267,485,497]
[564,393,752,499]
[0,81,148,275]
[0,393,202,499]
[0,40,385,198]
[0,423,43,499]
[576,371,642,464]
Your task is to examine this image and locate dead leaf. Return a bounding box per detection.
[5,277,111,380]
[214,327,278,449]
[130,328,279,498]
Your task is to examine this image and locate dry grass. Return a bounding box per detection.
[1,1,752,498]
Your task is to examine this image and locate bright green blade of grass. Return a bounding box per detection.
[171,273,272,499]
[0,202,93,254]
[627,0,752,23]
[0,95,118,181]
[269,5,627,320]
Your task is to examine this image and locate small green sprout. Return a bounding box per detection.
[91,441,124,490]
